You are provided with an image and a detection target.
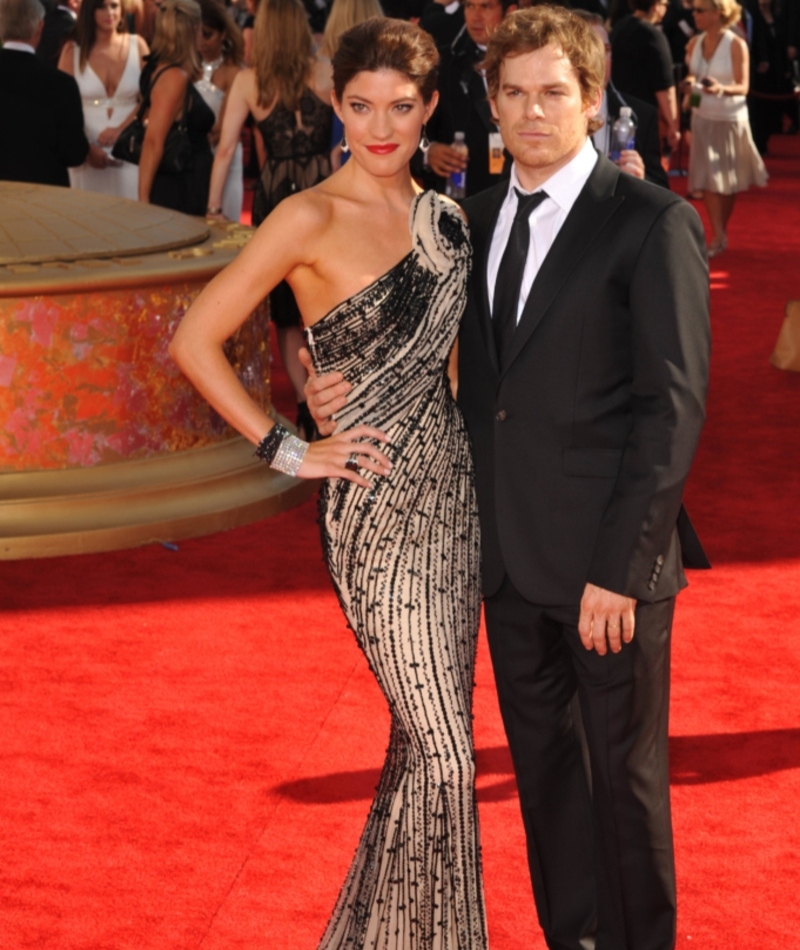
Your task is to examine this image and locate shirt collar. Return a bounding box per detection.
[507,137,598,214]
[3,41,37,53]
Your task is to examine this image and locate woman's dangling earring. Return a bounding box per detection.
[340,131,349,154]
[419,125,430,152]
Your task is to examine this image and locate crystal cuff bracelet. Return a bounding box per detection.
[254,424,309,477]
[272,433,309,476]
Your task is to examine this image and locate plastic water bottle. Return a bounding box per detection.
[610,106,636,162]
[446,131,468,200]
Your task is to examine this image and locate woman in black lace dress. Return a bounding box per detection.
[171,19,487,949]
[207,0,332,438]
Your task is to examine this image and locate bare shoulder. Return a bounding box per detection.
[211,62,241,95]
[250,188,335,256]
[233,68,263,111]
[730,33,747,55]
[152,65,187,92]
[232,67,255,94]
[135,34,150,61]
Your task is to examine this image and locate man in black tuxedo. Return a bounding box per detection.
[304,7,709,948]
[0,0,89,187]
[456,7,708,948]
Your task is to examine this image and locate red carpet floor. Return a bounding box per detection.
[2,137,800,949]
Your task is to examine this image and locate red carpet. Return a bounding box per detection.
[2,137,799,949]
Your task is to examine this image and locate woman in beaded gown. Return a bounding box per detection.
[170,18,487,950]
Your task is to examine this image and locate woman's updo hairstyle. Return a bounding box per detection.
[332,17,439,104]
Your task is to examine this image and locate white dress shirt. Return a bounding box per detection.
[487,137,598,324]
[2,42,37,54]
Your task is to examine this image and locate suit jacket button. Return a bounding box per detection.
[648,580,657,591]
[496,410,507,421]
[656,554,665,566]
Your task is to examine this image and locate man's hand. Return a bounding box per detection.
[299,346,350,437]
[578,583,636,655]
[614,148,645,180]
[426,141,469,178]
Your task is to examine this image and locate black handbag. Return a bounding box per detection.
[112,65,194,175]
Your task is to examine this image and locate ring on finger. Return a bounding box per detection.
[345,453,359,472]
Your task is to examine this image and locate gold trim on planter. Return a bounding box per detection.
[0,428,318,560]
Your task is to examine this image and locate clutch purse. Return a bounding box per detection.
[112,68,193,175]
[771,300,800,373]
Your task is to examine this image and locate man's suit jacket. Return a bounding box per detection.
[459,156,710,606]
[605,84,669,188]
[37,5,76,67]
[0,49,88,187]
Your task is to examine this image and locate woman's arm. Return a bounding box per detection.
[207,69,255,215]
[169,196,391,483]
[138,66,186,203]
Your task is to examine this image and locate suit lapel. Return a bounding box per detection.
[467,186,507,375]
[501,157,625,376]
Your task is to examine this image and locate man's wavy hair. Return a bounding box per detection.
[484,5,606,134]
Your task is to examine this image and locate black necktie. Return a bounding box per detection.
[492,189,548,365]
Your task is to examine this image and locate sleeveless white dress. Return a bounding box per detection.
[688,30,767,194]
[195,59,244,222]
[69,36,141,200]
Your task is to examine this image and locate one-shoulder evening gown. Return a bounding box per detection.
[304,190,488,950]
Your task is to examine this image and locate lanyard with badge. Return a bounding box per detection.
[472,66,506,176]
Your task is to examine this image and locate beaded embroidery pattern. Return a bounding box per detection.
[305,191,487,950]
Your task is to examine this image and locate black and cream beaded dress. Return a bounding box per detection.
[304,190,487,950]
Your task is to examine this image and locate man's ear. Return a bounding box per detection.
[584,86,603,123]
[489,96,499,124]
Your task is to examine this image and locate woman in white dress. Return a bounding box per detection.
[58,0,149,199]
[195,0,245,222]
[684,0,767,256]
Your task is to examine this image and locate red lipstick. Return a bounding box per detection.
[366,144,400,154]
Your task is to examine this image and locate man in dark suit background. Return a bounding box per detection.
[457,7,709,948]
[423,0,517,196]
[36,0,78,67]
[304,7,709,948]
[0,0,89,187]
[578,9,670,187]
